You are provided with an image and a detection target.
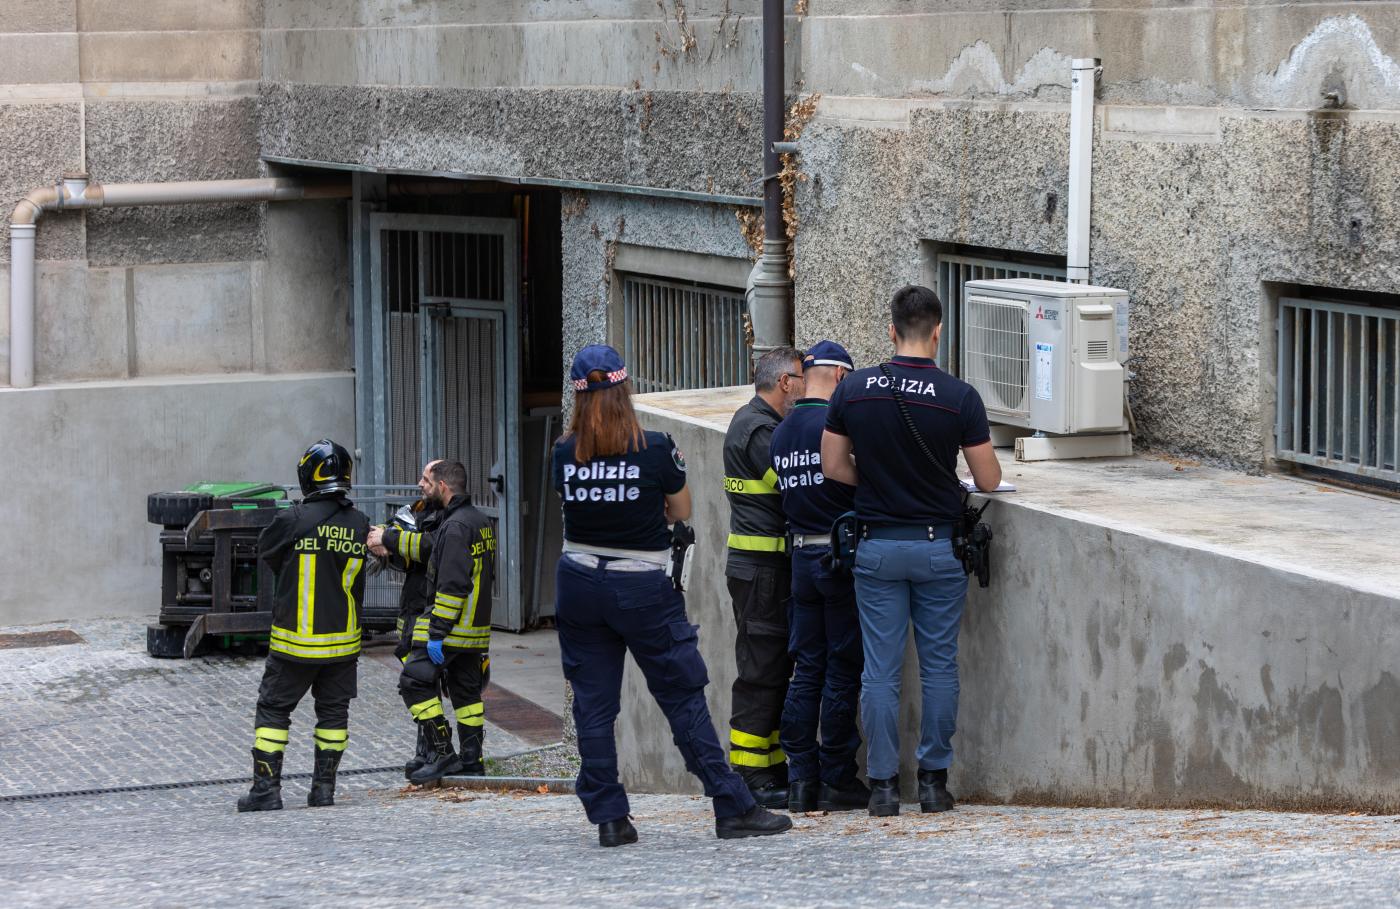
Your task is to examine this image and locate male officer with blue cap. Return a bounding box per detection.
[769,341,870,812]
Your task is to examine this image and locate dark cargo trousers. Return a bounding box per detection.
[252,655,357,756]
[779,546,862,786]
[556,554,755,824]
[399,646,488,763]
[725,558,793,779]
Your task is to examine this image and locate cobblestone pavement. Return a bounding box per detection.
[4,784,1400,908]
[0,619,530,796]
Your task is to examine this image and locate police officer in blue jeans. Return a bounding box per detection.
[553,344,792,846]
[770,340,871,813]
[821,286,1002,816]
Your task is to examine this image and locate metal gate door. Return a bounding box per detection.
[361,213,523,630]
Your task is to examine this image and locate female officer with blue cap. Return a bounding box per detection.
[553,344,792,846]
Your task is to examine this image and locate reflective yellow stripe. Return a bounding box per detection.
[762,468,779,488]
[313,727,349,752]
[298,553,316,635]
[729,749,776,768]
[253,726,289,753]
[727,533,786,553]
[730,728,776,750]
[411,531,421,562]
[342,557,363,635]
[465,557,483,628]
[431,604,459,620]
[723,476,780,495]
[409,697,444,721]
[455,702,485,726]
[397,531,411,561]
[769,749,786,764]
[435,592,465,606]
[269,625,361,660]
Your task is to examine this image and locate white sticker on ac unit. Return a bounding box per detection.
[1034,342,1054,401]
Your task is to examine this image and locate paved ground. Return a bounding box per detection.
[5,618,1400,907]
[5,784,1400,908]
[0,618,540,795]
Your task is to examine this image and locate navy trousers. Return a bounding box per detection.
[555,554,755,824]
[779,546,863,786]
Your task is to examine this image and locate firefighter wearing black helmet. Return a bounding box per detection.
[237,438,371,812]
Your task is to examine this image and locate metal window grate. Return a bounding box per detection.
[1277,296,1400,486]
[962,295,1031,417]
[620,274,751,394]
[935,253,1066,375]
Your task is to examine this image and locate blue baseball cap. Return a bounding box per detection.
[570,344,630,392]
[802,340,854,371]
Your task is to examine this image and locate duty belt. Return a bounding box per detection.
[789,534,830,549]
[859,523,956,542]
[562,540,669,571]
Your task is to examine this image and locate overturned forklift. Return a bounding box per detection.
[144,482,402,658]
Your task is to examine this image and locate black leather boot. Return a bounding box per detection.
[307,748,343,807]
[457,724,486,777]
[599,817,638,847]
[739,768,789,809]
[408,716,461,784]
[868,776,900,817]
[818,778,872,812]
[715,806,794,840]
[787,779,818,812]
[236,748,284,812]
[918,768,955,813]
[404,724,429,780]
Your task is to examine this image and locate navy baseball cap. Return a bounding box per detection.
[570,344,630,392]
[802,340,854,371]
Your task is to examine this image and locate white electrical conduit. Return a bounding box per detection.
[7,175,350,388]
[1066,58,1100,285]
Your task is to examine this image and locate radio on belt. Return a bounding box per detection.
[667,521,696,592]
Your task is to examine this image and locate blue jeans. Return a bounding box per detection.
[555,555,755,823]
[780,546,862,786]
[853,538,969,781]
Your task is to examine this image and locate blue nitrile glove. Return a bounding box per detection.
[426,639,445,665]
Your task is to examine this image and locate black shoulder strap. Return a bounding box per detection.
[877,361,969,508]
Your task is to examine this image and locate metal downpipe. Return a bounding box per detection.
[1067,58,1100,285]
[7,176,349,388]
[748,0,793,358]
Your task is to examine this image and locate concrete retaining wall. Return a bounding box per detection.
[626,393,1400,811]
[0,372,354,626]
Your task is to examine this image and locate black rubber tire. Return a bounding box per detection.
[146,623,186,659]
[146,491,213,527]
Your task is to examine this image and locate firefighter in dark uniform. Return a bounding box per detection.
[238,438,370,812]
[770,340,871,813]
[368,460,443,778]
[723,345,805,806]
[397,459,496,784]
[554,344,791,846]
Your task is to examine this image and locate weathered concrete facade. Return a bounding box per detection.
[0,3,351,623]
[253,1,1400,471]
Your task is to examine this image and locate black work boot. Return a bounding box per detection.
[307,748,343,808]
[740,768,789,809]
[599,817,638,847]
[818,778,873,812]
[404,724,429,780]
[918,768,955,813]
[715,806,794,840]
[457,725,486,777]
[409,716,461,785]
[788,779,818,812]
[868,776,900,817]
[236,749,284,812]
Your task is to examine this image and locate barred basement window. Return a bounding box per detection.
[615,272,751,394]
[1276,290,1400,489]
[923,243,1066,377]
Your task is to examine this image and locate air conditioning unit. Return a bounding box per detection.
[960,278,1131,458]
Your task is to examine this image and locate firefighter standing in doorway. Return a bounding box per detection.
[396,460,497,784]
[369,459,442,779]
[238,438,371,812]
